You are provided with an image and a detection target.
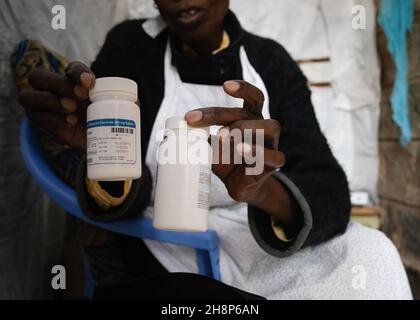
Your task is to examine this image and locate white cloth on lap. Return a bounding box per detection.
[147,203,412,300]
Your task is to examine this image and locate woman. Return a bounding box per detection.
[18,0,410,299]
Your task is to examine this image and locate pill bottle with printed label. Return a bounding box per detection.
[153,117,212,232]
[87,77,141,181]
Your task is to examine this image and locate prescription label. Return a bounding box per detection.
[198,164,211,210]
[87,118,137,166]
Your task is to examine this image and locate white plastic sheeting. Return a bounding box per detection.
[0,0,130,299]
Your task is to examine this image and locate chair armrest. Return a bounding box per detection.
[20,117,219,251]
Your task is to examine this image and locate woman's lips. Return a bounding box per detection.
[175,8,206,26]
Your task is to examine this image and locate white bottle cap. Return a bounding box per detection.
[89,77,138,101]
[165,116,210,136]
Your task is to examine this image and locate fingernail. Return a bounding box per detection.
[185,111,203,123]
[80,72,94,88]
[74,85,88,98]
[224,81,241,92]
[61,98,77,112]
[66,114,78,126]
[237,143,252,155]
[217,126,230,138]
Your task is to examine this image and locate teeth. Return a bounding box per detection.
[179,9,197,18]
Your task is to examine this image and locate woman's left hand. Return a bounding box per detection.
[185,80,295,225]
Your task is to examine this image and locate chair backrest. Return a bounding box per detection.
[20,117,220,280]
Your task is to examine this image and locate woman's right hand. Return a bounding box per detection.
[18,62,96,152]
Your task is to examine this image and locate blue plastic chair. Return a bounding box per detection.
[20,117,220,297]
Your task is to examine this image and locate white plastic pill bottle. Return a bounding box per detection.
[87,77,141,181]
[153,117,212,232]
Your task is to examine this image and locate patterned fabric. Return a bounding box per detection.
[11,39,69,91]
[11,40,81,187]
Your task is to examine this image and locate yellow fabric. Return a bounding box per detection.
[271,218,294,243]
[86,179,132,210]
[212,30,230,54]
[183,30,230,56]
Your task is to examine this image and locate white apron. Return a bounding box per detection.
[144,41,271,209]
[139,34,411,299]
